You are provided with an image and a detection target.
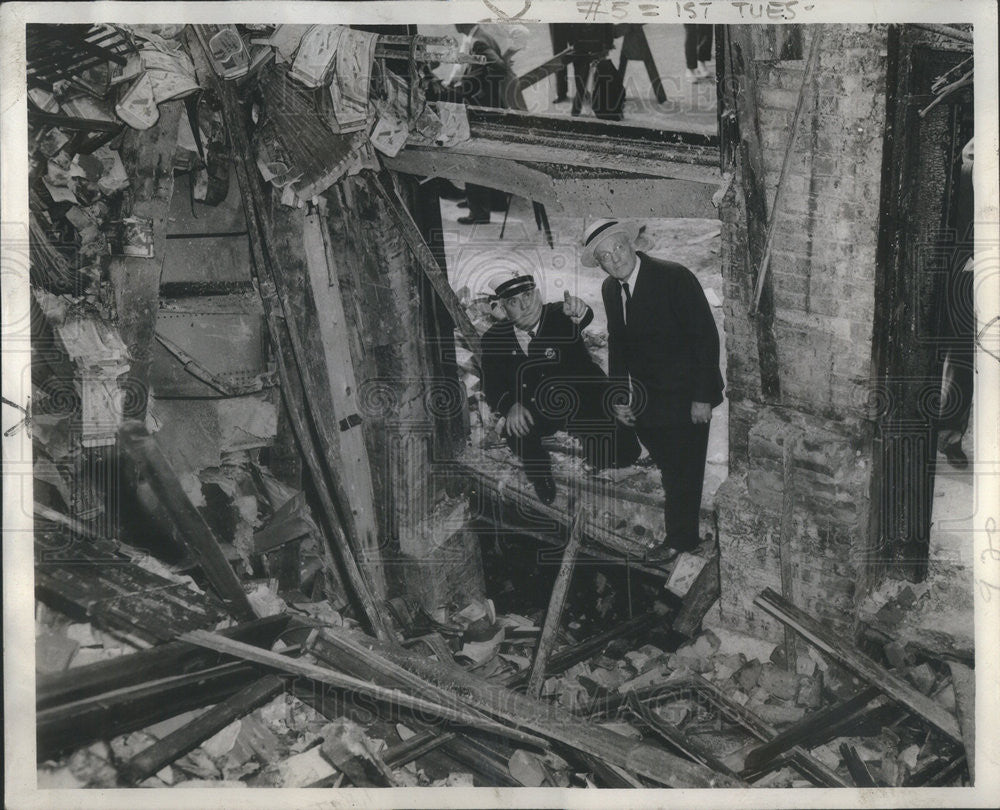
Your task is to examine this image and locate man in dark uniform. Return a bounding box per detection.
[582,220,724,560]
[481,273,641,504]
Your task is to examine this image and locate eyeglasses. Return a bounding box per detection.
[596,242,630,263]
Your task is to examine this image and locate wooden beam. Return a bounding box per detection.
[743,685,882,774]
[120,675,287,784]
[37,661,259,761]
[301,203,383,585]
[840,742,880,787]
[180,630,545,749]
[754,588,963,742]
[186,28,393,640]
[371,170,482,361]
[118,421,254,620]
[503,612,658,689]
[725,25,781,401]
[108,100,184,418]
[672,553,720,637]
[36,614,289,710]
[310,627,742,788]
[749,30,823,315]
[777,439,798,668]
[527,503,586,699]
[579,676,850,788]
[383,149,560,209]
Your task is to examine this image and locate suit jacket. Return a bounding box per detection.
[481,302,605,420]
[602,252,723,426]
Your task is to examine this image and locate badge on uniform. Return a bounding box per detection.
[544,348,556,359]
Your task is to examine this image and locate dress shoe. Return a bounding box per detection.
[458,215,490,225]
[553,95,569,104]
[941,441,969,469]
[531,474,557,505]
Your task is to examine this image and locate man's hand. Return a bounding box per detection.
[505,402,535,438]
[612,402,636,427]
[691,401,712,424]
[562,290,588,324]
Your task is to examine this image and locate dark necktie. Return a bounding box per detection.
[620,281,631,325]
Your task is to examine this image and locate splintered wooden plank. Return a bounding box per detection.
[526,503,586,699]
[372,170,483,361]
[36,615,290,710]
[755,588,962,742]
[299,204,383,584]
[120,674,287,785]
[187,28,391,638]
[310,627,742,788]
[34,531,230,645]
[672,553,721,637]
[36,661,259,761]
[119,422,254,621]
[180,630,545,749]
[742,685,883,774]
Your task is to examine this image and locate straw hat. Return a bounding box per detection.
[580,219,642,267]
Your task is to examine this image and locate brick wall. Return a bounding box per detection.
[716,25,888,640]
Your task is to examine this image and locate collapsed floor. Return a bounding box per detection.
[22,20,978,792]
[35,513,974,789]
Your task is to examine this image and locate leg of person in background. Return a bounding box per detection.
[570,55,592,115]
[460,183,492,224]
[684,24,700,80]
[937,353,973,469]
[696,24,714,77]
[550,24,570,103]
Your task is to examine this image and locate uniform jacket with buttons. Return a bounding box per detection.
[481,302,606,420]
[601,252,724,426]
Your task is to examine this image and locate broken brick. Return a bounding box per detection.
[758,663,800,701]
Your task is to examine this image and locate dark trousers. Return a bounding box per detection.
[570,55,596,114]
[684,24,713,70]
[465,183,493,220]
[636,420,710,551]
[505,400,641,483]
[550,24,572,100]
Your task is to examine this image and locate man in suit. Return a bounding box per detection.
[481,273,641,504]
[582,220,724,561]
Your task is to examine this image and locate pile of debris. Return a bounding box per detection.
[35,560,973,789]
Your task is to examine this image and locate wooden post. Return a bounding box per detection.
[300,202,385,592]
[749,30,823,315]
[672,552,721,638]
[186,28,393,640]
[724,26,781,400]
[371,170,482,362]
[777,438,798,668]
[119,421,254,620]
[109,101,184,418]
[526,503,586,699]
